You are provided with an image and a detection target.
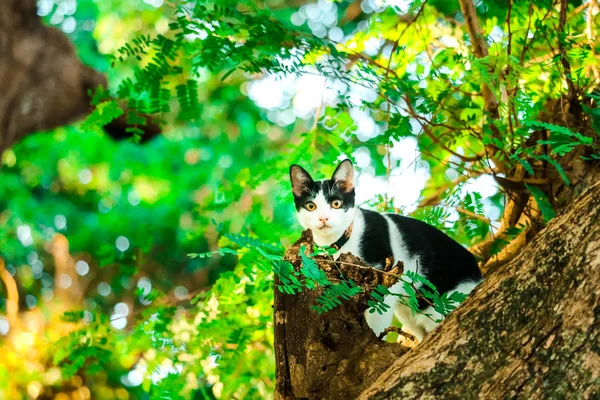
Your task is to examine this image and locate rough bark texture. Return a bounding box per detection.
[274,230,408,400]
[276,182,600,399]
[0,0,103,153]
[0,0,159,154]
[361,181,600,399]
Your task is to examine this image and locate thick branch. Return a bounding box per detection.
[558,0,576,101]
[361,181,600,399]
[458,0,488,59]
[0,258,19,329]
[0,1,160,155]
[457,0,499,118]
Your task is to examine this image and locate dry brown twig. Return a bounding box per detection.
[0,258,19,329]
[378,326,418,342]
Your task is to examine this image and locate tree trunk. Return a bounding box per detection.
[0,0,159,154]
[274,232,408,399]
[275,182,600,399]
[0,0,106,154]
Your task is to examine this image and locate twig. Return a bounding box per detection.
[0,258,19,329]
[415,171,484,208]
[504,0,518,139]
[571,1,593,17]
[340,0,428,75]
[558,0,577,102]
[402,94,486,163]
[396,0,429,41]
[506,0,513,58]
[455,207,493,224]
[383,30,399,209]
[519,2,536,65]
[285,256,400,277]
[378,326,417,342]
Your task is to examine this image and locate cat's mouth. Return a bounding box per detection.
[317,225,332,231]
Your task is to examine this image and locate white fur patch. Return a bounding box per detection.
[296,190,356,247]
[296,194,482,342]
[332,160,354,190]
[363,215,481,342]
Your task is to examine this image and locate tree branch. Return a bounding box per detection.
[361,181,600,399]
[558,0,576,101]
[414,171,483,209]
[0,1,161,154]
[0,258,19,329]
[457,0,504,173]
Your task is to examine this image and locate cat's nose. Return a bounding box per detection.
[319,217,329,224]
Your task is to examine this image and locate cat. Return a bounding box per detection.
[289,159,483,342]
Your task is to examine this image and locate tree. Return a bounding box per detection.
[1,0,600,398]
[0,0,159,155]
[276,181,600,399]
[0,0,105,154]
[363,179,600,399]
[266,0,600,396]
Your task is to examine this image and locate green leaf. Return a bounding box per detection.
[312,280,362,313]
[80,100,124,131]
[523,120,578,137]
[299,246,330,287]
[188,248,237,258]
[526,185,556,222]
[448,291,468,303]
[221,68,237,81]
[538,154,570,186]
[511,155,534,175]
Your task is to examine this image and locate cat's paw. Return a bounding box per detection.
[396,331,419,348]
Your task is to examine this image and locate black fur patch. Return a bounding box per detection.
[385,214,482,310]
[356,209,393,268]
[289,164,482,313]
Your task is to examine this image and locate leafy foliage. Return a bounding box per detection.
[3,0,600,398]
[188,248,238,258]
[299,246,330,288]
[312,280,363,314]
[526,184,557,222]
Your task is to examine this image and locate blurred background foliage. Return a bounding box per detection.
[1,0,600,398]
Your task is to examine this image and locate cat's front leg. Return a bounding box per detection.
[373,280,428,343]
[364,292,396,338]
[393,303,428,343]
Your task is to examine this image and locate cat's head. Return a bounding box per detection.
[289,159,356,246]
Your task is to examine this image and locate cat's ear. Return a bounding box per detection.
[331,159,355,192]
[290,164,314,196]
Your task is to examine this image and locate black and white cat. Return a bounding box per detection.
[290,159,482,341]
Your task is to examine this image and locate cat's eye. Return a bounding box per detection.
[305,202,317,211]
[331,200,343,209]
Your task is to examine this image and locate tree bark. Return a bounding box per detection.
[0,0,159,154]
[274,232,408,399]
[276,182,600,399]
[0,0,104,154]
